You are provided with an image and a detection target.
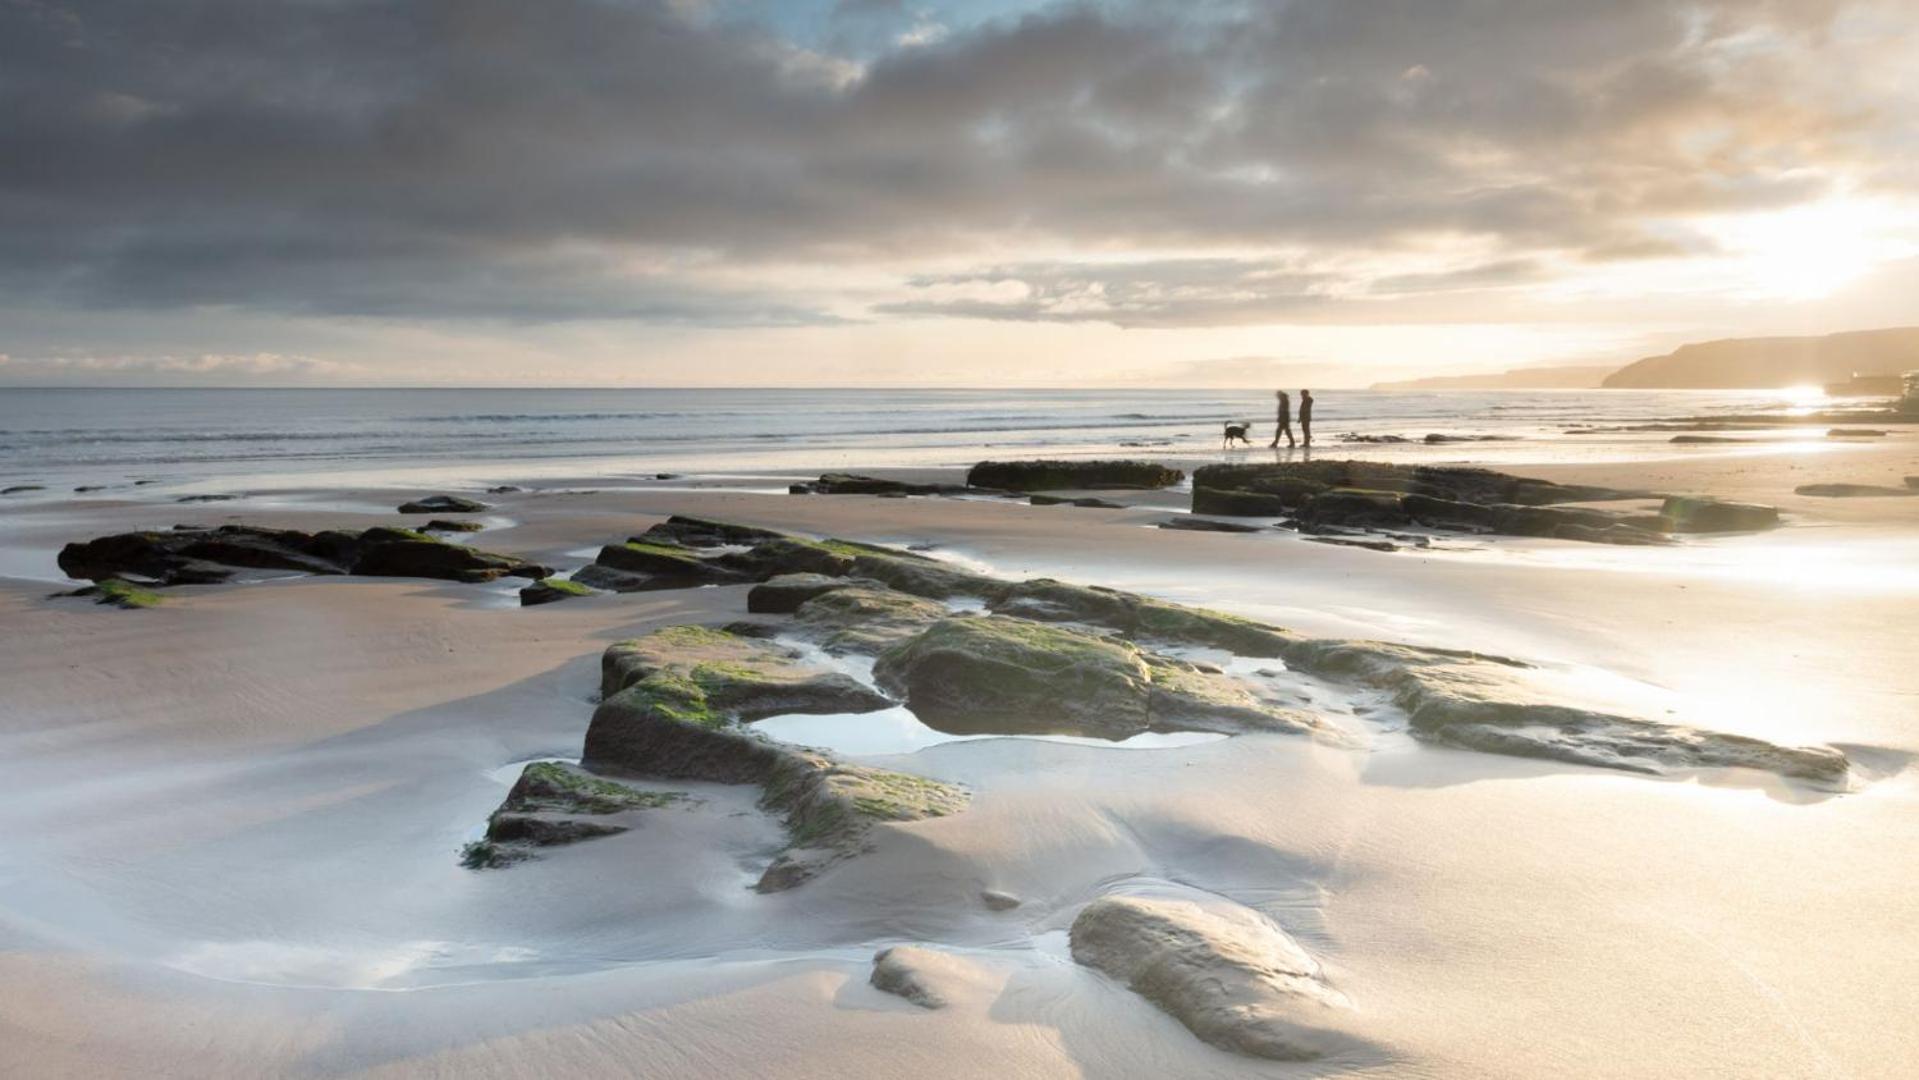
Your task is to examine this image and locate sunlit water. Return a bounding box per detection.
[0,386,1873,492]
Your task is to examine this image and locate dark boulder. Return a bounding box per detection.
[58,524,548,586]
[1190,488,1291,516]
[397,494,490,514]
[966,460,1182,491]
[351,528,550,582]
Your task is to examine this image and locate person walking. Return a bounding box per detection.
[1267,390,1295,448]
[1299,389,1314,447]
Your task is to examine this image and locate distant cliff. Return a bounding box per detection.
[1601,328,1919,389]
[1371,365,1614,390]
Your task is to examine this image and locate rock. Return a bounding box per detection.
[1197,461,1644,512]
[57,524,548,586]
[873,617,1318,739]
[397,494,490,514]
[747,572,866,614]
[1157,518,1267,533]
[1190,487,1292,516]
[1069,893,1348,1061]
[988,578,1301,658]
[1296,488,1410,529]
[581,626,966,889]
[519,577,595,606]
[1030,494,1125,508]
[790,473,969,496]
[578,539,752,591]
[966,460,1183,491]
[1423,433,1516,444]
[1305,536,1398,552]
[593,625,893,723]
[638,515,796,548]
[1659,496,1780,531]
[874,618,1155,738]
[486,485,523,494]
[791,585,949,653]
[842,550,1006,601]
[870,946,958,1009]
[1827,428,1887,437]
[64,578,165,609]
[484,814,628,846]
[351,527,551,583]
[981,889,1022,911]
[463,762,689,866]
[1,484,46,495]
[1279,638,1848,784]
[654,472,681,480]
[423,518,486,533]
[1793,483,1914,498]
[176,493,236,503]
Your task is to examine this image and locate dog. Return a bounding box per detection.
[1222,421,1255,448]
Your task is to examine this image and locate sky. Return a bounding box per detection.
[1,0,1916,388]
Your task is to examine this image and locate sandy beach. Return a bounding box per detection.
[2,426,1915,1079]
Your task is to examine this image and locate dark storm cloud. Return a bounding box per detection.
[0,0,1902,327]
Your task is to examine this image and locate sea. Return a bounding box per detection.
[0,386,1853,493]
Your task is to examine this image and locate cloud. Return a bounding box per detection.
[0,0,1910,337]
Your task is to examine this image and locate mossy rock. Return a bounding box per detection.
[520,576,597,606]
[502,761,684,814]
[792,585,950,653]
[875,617,1156,737]
[575,624,965,888]
[76,578,164,609]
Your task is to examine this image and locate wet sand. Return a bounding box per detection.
[2,435,1916,1078]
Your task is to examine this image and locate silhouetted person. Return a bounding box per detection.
[1299,389,1314,446]
[1267,390,1295,448]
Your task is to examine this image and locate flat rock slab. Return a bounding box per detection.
[1070,893,1349,1061]
[1158,517,1267,533]
[968,459,1183,491]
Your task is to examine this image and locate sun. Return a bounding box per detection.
[1713,197,1908,301]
